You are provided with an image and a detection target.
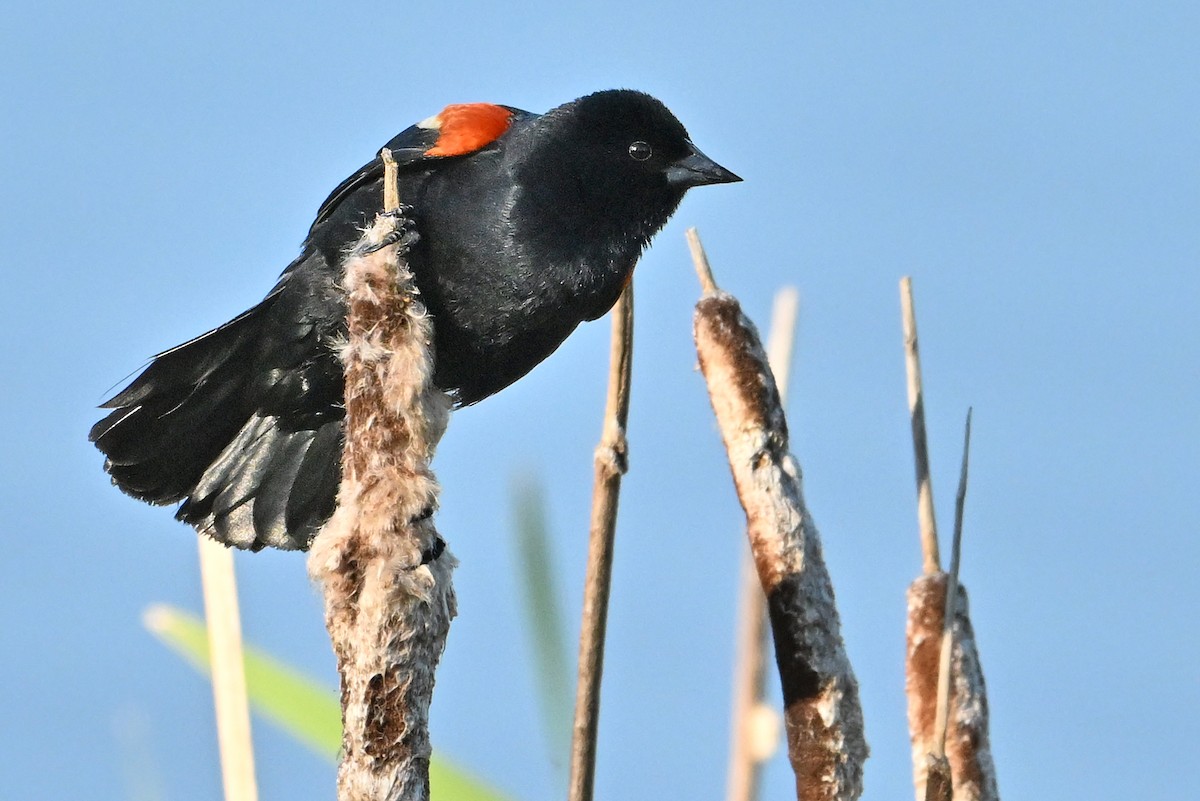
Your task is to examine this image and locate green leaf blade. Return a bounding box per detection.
[144,603,516,801]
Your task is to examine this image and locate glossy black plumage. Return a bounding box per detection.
[91,89,739,550]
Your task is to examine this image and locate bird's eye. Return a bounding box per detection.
[628,141,652,161]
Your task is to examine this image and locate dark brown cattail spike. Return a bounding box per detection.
[308,158,456,801]
[689,228,868,801]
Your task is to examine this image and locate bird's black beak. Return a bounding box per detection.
[665,143,742,188]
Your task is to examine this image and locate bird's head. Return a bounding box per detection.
[514,90,740,252]
[548,89,740,188]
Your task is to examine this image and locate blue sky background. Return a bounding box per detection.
[3,2,1197,799]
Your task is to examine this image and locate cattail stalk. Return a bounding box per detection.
[568,283,634,801]
[689,228,867,801]
[307,150,456,801]
[906,574,998,801]
[900,279,998,801]
[727,287,798,801]
[197,537,259,801]
[900,277,940,575]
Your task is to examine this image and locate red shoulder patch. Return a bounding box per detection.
[422,103,514,158]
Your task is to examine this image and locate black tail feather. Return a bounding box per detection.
[92,263,346,551]
[284,422,342,540]
[89,308,265,504]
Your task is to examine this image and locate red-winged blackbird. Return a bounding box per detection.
[90,89,740,551]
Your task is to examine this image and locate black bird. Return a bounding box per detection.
[90,89,740,551]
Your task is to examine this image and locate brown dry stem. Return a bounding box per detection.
[900,277,941,575]
[687,228,719,293]
[933,410,972,760]
[307,150,456,801]
[690,230,867,801]
[568,284,634,801]
[198,537,259,801]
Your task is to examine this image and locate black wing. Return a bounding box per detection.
[90,125,442,550]
[90,249,346,550]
